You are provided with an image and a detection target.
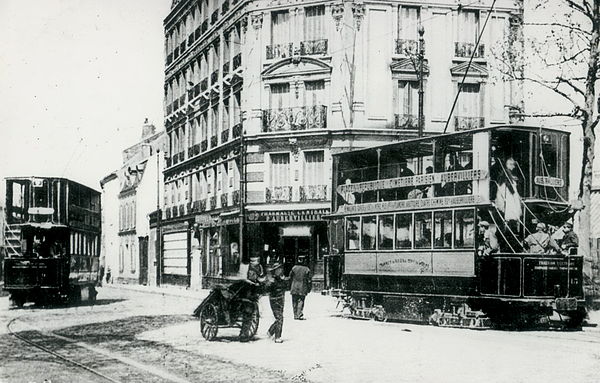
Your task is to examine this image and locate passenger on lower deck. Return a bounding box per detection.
[551,221,579,253]
[524,223,561,254]
[477,221,499,256]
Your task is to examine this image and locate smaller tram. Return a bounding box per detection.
[327,126,585,328]
[3,177,102,306]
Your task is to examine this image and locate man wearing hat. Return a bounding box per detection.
[267,261,287,343]
[524,222,561,254]
[553,220,579,252]
[477,220,499,256]
[289,256,312,320]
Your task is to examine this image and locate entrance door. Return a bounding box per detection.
[138,236,148,285]
[282,236,311,276]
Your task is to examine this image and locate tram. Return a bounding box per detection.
[327,125,585,328]
[3,177,102,306]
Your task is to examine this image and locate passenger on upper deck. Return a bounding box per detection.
[524,223,561,254]
[440,153,463,196]
[494,158,522,227]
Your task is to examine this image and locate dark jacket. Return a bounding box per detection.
[290,265,312,296]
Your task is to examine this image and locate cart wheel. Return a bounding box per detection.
[200,303,219,341]
[239,302,260,342]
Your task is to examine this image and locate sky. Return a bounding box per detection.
[0,0,171,195]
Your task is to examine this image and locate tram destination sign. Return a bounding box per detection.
[338,194,484,214]
[534,176,565,188]
[337,169,487,194]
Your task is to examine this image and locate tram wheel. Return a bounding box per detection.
[11,294,25,308]
[372,305,388,322]
[239,302,260,342]
[200,303,219,341]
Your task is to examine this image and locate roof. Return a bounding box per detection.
[4,176,100,193]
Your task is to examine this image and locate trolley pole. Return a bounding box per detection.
[418,24,425,138]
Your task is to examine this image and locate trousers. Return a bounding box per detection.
[268,295,284,339]
[292,294,306,319]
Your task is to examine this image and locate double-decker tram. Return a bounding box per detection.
[328,126,585,328]
[3,177,102,306]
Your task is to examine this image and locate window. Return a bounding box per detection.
[361,216,377,250]
[304,151,324,185]
[395,213,412,249]
[457,83,481,118]
[378,215,394,250]
[271,10,290,45]
[398,80,419,116]
[305,80,325,106]
[130,241,136,273]
[270,153,290,187]
[304,5,325,41]
[346,217,360,250]
[398,6,420,41]
[270,83,290,109]
[414,212,432,249]
[434,211,453,249]
[459,10,479,43]
[454,209,475,248]
[119,244,125,273]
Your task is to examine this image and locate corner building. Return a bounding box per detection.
[161,0,524,288]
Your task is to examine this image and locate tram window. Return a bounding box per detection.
[12,182,26,208]
[32,179,49,208]
[346,217,360,250]
[454,209,475,248]
[378,215,394,250]
[414,212,432,249]
[541,133,558,177]
[434,211,452,249]
[361,216,377,250]
[395,213,412,249]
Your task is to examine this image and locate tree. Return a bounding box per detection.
[496,0,599,287]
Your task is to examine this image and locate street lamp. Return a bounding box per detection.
[418,24,425,138]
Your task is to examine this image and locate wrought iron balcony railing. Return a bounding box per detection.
[262,105,327,132]
[172,155,179,165]
[199,198,206,212]
[454,42,485,59]
[210,70,219,85]
[192,143,201,156]
[395,39,419,55]
[211,10,219,24]
[232,53,242,70]
[166,104,172,115]
[194,27,201,41]
[266,186,292,203]
[221,129,230,143]
[188,34,195,46]
[300,185,327,202]
[232,190,240,205]
[266,42,293,60]
[180,41,186,53]
[299,39,328,55]
[200,78,208,92]
[394,114,420,130]
[454,116,485,131]
[222,61,230,76]
[166,157,172,167]
[173,47,180,60]
[165,208,172,219]
[166,53,173,65]
[220,193,229,207]
[232,122,242,138]
[222,0,229,14]
[201,20,208,34]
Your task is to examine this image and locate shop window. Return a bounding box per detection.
[361,216,377,250]
[346,217,360,250]
[454,209,475,248]
[414,212,432,249]
[378,215,394,250]
[395,213,412,249]
[434,211,453,249]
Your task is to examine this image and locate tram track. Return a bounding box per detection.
[6,316,192,383]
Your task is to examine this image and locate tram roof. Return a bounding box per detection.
[4,176,100,193]
[333,125,570,158]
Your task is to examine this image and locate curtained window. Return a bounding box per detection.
[459,10,479,43]
[457,83,481,117]
[305,80,325,106]
[270,83,290,109]
[304,6,325,41]
[398,80,419,116]
[399,6,420,40]
[271,10,290,45]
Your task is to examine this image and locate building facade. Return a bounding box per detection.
[161,0,524,288]
[101,120,166,285]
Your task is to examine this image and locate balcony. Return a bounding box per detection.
[232,53,242,70]
[188,34,195,46]
[232,190,240,205]
[200,78,208,92]
[172,206,178,217]
[173,99,179,112]
[211,10,219,25]
[222,61,230,76]
[232,122,242,138]
[179,204,185,216]
[221,129,230,143]
[266,43,293,60]
[394,114,419,130]
[454,42,485,59]
[166,104,172,115]
[194,27,201,41]
[300,185,327,202]
[166,157,172,167]
[299,39,328,56]
[395,39,419,55]
[179,95,186,107]
[210,70,219,85]
[266,186,293,203]
[172,154,179,166]
[220,193,229,208]
[201,139,208,152]
[188,147,194,158]
[221,0,229,14]
[210,135,218,148]
[262,105,327,133]
[209,196,217,210]
[454,116,485,131]
[165,209,172,219]
[179,41,187,54]
[173,47,180,60]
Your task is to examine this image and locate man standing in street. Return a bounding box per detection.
[267,261,287,343]
[290,256,312,320]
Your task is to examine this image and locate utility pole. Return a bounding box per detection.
[156,148,162,286]
[417,24,425,137]
[238,125,246,266]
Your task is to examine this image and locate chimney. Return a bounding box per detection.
[141,118,156,140]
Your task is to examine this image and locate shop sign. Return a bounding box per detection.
[337,169,487,194]
[534,176,564,188]
[338,195,483,215]
[246,208,330,222]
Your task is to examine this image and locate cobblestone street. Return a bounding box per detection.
[2,285,600,383]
